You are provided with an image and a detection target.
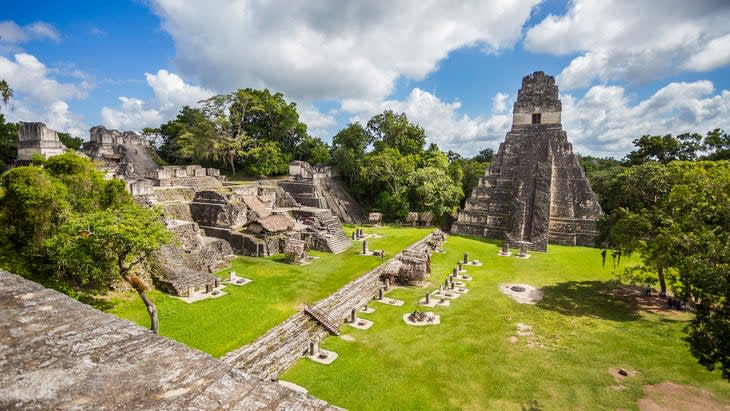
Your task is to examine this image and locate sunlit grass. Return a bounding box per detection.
[106,224,431,357]
[281,235,730,410]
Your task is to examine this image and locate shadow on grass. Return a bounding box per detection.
[537,280,641,321]
[78,293,114,311]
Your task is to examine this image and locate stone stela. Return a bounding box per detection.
[452,71,602,251]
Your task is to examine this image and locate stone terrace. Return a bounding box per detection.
[0,270,338,410]
[223,231,436,380]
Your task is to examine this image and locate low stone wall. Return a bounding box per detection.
[223,231,435,380]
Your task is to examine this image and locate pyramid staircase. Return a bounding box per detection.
[303,305,340,335]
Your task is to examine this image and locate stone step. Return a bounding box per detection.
[303,305,340,336]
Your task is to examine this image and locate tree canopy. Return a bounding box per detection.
[0,152,171,333]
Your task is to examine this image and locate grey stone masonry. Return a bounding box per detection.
[17,122,67,162]
[0,270,338,410]
[452,71,602,251]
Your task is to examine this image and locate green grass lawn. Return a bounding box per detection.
[281,235,730,410]
[107,224,431,357]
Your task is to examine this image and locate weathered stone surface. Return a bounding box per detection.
[279,161,366,224]
[152,220,233,296]
[452,71,602,250]
[17,122,66,162]
[0,270,338,410]
[190,190,248,229]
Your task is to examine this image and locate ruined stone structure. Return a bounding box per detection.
[452,72,602,250]
[279,161,366,224]
[16,122,67,162]
[146,165,223,190]
[0,270,336,410]
[223,229,442,380]
[153,219,233,297]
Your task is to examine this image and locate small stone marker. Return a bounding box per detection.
[352,231,356,240]
[463,253,469,264]
[378,288,384,300]
[363,239,369,255]
[458,262,463,272]
[309,340,318,356]
[384,278,390,290]
[500,242,510,255]
[350,308,357,323]
[452,267,458,276]
[229,271,236,281]
[518,242,529,258]
[425,292,431,305]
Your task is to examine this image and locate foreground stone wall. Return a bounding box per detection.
[0,270,337,410]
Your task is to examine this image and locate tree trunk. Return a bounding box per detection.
[657,264,667,296]
[122,272,159,334]
[138,290,159,334]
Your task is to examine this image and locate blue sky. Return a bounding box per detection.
[2,0,730,158]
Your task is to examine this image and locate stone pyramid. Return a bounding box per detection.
[451,71,602,251]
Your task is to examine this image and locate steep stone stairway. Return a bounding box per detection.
[303,305,341,335]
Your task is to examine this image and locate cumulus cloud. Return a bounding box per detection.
[100,70,214,131]
[0,53,89,136]
[150,0,540,101]
[344,88,512,156]
[524,0,730,89]
[562,80,730,157]
[0,21,60,45]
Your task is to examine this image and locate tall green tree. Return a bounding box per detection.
[600,160,730,379]
[0,79,12,106]
[0,114,18,166]
[367,110,426,155]
[46,206,173,334]
[407,167,462,218]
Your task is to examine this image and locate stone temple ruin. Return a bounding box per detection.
[452,71,602,250]
[279,160,366,224]
[12,123,356,298]
[16,122,67,163]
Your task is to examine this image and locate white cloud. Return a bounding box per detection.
[150,0,540,101]
[684,33,730,71]
[562,80,730,157]
[100,70,214,131]
[524,0,730,88]
[344,88,512,156]
[0,20,60,44]
[297,104,337,139]
[0,53,88,136]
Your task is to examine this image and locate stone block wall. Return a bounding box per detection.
[17,122,66,161]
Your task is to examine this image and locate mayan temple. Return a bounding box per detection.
[452,71,602,251]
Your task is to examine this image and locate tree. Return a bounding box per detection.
[46,206,173,334]
[295,135,330,165]
[367,110,426,155]
[0,114,18,166]
[657,162,730,379]
[599,160,730,379]
[361,148,416,196]
[0,79,12,106]
[332,122,371,156]
[407,166,463,218]
[240,140,289,176]
[624,133,702,165]
[702,129,730,160]
[472,148,494,163]
[57,132,83,151]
